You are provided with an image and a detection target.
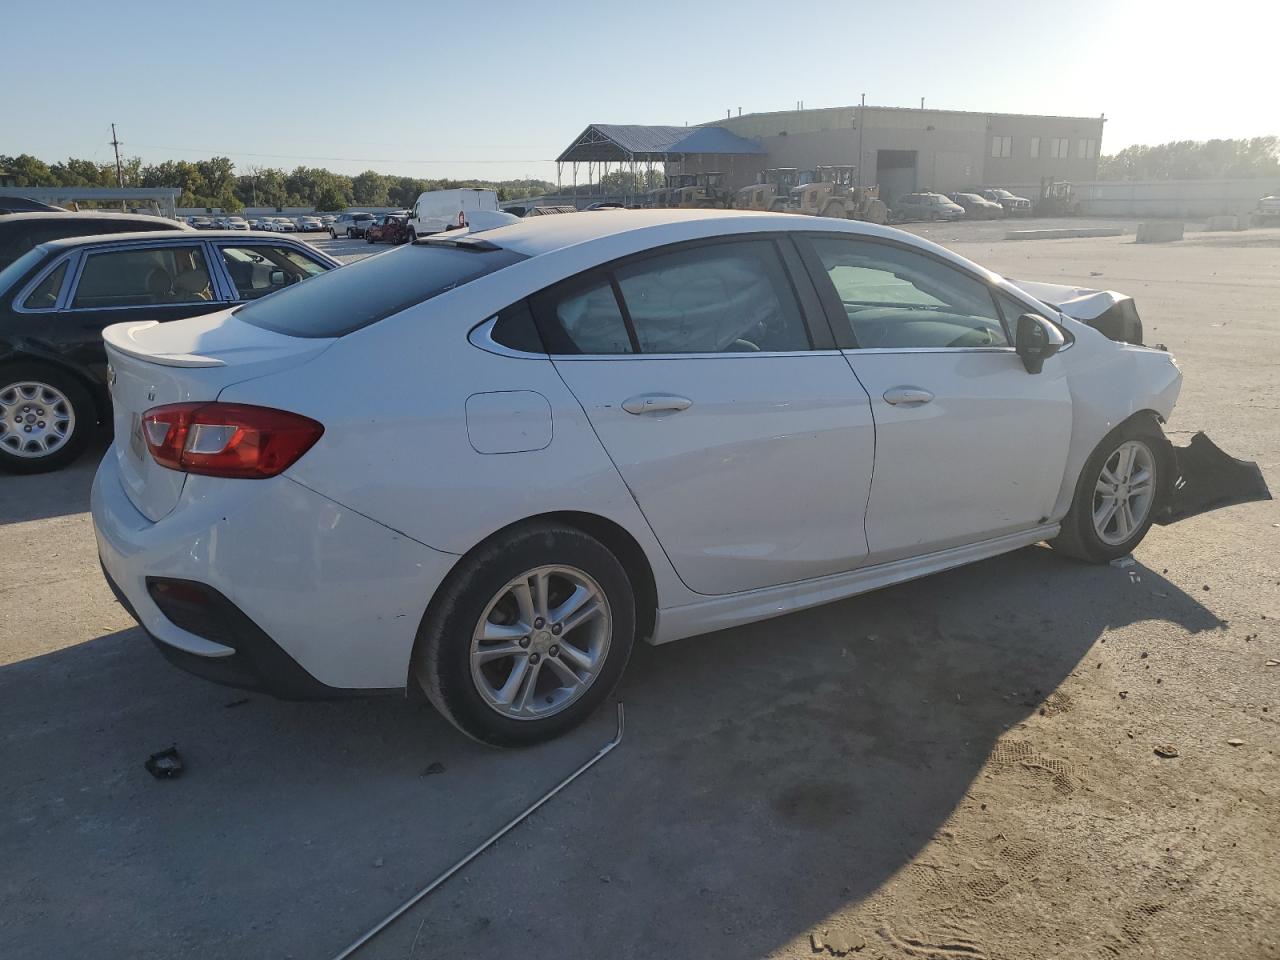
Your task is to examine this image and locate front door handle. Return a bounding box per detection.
[882,386,934,406]
[622,393,693,415]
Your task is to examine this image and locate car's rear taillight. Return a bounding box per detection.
[141,402,323,479]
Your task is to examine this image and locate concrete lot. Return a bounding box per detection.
[2,220,1277,960]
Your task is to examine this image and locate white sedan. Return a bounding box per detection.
[91,211,1268,745]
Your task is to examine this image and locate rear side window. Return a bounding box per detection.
[73,245,213,308]
[235,241,526,338]
[23,259,68,309]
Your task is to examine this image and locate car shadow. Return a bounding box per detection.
[0,548,1224,959]
[0,435,111,526]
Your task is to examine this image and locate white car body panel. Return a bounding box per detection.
[92,210,1186,695]
[92,453,456,688]
[843,348,1073,563]
[552,352,876,594]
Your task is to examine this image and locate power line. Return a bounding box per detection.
[127,143,556,165]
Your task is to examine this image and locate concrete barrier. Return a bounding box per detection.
[1005,227,1125,240]
[1136,221,1184,243]
[1205,215,1245,231]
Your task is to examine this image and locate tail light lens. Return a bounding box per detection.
[141,402,323,478]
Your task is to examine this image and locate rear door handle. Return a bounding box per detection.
[882,386,934,406]
[622,393,693,415]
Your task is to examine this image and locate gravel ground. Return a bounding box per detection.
[1,219,1276,960]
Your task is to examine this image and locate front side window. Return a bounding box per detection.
[808,237,1008,349]
[23,259,69,310]
[614,241,809,354]
[219,244,327,300]
[72,245,213,309]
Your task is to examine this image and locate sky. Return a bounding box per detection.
[1,0,1273,182]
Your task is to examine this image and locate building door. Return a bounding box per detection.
[876,150,917,206]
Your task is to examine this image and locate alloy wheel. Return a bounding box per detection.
[0,380,75,459]
[1092,439,1156,545]
[470,565,612,720]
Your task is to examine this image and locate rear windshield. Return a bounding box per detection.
[234,241,527,338]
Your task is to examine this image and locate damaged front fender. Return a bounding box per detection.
[1155,433,1272,525]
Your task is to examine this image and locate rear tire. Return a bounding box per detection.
[1050,417,1168,563]
[0,362,96,474]
[408,228,417,242]
[346,228,355,239]
[413,521,636,747]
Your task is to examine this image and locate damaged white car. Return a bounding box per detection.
[91,211,1270,745]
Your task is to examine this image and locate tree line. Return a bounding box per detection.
[0,153,556,211]
[1096,136,1279,181]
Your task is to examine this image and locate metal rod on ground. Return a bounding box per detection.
[329,702,626,960]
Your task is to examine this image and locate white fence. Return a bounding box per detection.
[1005,178,1276,218]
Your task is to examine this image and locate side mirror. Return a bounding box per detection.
[1015,313,1064,374]
[268,269,287,287]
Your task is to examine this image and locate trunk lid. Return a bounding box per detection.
[103,310,333,521]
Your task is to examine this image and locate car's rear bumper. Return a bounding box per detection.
[91,447,459,694]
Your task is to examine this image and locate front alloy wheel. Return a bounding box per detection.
[1092,440,1156,546]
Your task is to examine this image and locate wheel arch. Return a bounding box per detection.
[405,509,659,690]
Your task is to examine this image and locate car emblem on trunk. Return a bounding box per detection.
[147,388,156,401]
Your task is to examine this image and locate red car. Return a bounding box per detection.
[366,213,411,245]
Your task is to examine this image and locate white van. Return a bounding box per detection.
[407,188,500,238]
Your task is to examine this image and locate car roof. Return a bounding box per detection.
[0,211,190,227]
[37,229,321,250]
[472,209,990,275]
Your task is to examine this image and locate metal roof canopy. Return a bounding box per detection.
[557,124,762,163]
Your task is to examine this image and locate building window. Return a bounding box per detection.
[1048,137,1070,159]
[1030,137,1040,159]
[991,135,1012,159]
[1078,138,1098,159]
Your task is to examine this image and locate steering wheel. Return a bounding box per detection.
[946,326,1000,348]
[730,339,761,352]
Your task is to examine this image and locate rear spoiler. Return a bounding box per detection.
[102,321,226,368]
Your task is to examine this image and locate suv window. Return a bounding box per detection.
[72,244,214,308]
[808,237,1008,349]
[235,240,526,338]
[219,244,328,300]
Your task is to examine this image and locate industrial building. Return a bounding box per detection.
[555,104,1105,204]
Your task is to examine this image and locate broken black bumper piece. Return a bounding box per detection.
[1156,432,1272,525]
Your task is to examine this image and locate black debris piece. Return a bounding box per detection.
[144,746,184,780]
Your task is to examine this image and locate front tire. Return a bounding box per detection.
[414,522,636,746]
[346,228,355,239]
[1050,418,1167,563]
[0,363,95,474]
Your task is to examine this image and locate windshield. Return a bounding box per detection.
[234,241,527,338]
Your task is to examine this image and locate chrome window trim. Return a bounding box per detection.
[840,346,1016,355]
[59,238,224,313]
[549,349,846,361]
[11,250,82,314]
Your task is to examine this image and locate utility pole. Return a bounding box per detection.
[109,124,126,210]
[110,124,124,187]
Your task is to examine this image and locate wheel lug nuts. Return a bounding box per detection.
[37,422,45,429]
[529,653,540,664]
[519,637,530,648]
[551,623,562,635]
[549,644,559,656]
[533,617,545,629]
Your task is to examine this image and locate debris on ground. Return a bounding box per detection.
[1227,738,1245,747]
[1266,660,1279,667]
[1110,555,1136,569]
[1154,745,1179,758]
[421,762,446,776]
[223,698,250,709]
[811,929,865,955]
[372,857,384,868]
[144,746,184,780]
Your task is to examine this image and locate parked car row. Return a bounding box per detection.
[183,215,333,233]
[889,187,1033,222]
